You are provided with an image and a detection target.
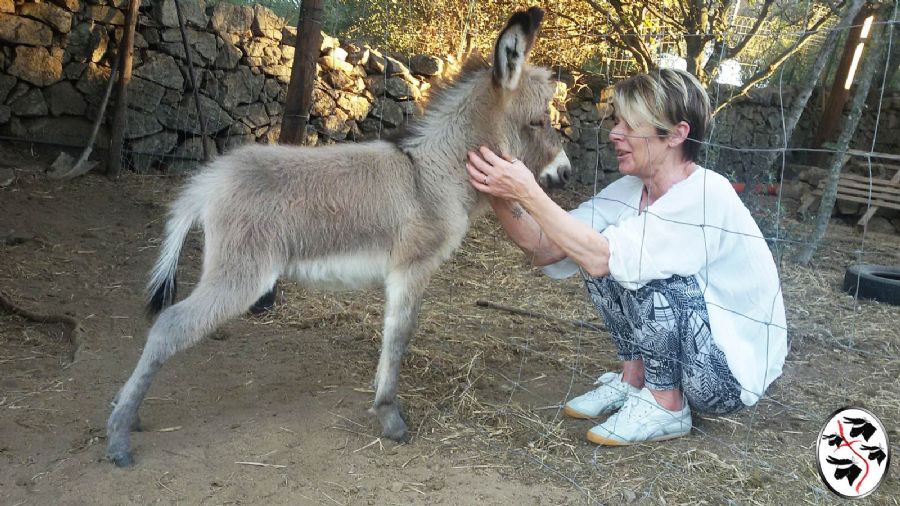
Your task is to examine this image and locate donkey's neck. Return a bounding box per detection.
[399,75,497,217]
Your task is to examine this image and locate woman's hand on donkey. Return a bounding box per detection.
[467,146,540,204]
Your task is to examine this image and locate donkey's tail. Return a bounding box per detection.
[146,189,203,317]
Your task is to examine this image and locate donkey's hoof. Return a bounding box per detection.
[386,427,410,443]
[376,403,409,442]
[107,451,134,468]
[381,418,409,443]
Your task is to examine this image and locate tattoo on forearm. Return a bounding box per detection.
[511,204,524,220]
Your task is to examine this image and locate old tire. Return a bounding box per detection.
[842,264,900,305]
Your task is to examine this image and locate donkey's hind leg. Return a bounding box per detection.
[106,272,272,467]
[373,268,430,442]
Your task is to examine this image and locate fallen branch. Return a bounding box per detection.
[234,461,287,469]
[475,299,605,332]
[0,290,83,364]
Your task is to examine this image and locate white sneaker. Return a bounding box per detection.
[564,372,640,419]
[586,387,691,445]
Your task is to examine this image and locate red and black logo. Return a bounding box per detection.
[816,407,891,499]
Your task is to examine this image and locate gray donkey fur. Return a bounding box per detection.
[106,7,570,467]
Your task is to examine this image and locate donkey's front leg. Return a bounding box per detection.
[373,269,428,442]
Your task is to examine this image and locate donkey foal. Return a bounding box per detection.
[106,6,570,467]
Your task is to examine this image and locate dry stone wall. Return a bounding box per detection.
[0,0,449,173]
[0,0,896,179]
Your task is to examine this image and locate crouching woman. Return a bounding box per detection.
[466,68,787,445]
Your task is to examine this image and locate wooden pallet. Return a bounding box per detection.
[799,152,900,227]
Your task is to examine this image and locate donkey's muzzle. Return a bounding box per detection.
[539,149,573,189]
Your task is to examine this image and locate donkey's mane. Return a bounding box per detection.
[393,54,492,152]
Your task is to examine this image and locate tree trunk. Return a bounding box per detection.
[811,3,875,157]
[685,37,706,83]
[795,16,888,266]
[106,0,141,177]
[279,0,325,146]
[762,0,865,175]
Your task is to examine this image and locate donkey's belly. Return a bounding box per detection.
[286,252,389,290]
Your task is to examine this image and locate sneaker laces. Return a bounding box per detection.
[592,371,619,386]
[609,392,654,425]
[584,373,628,401]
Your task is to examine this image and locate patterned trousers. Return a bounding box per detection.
[584,275,744,415]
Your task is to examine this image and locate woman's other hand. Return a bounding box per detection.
[467,146,540,203]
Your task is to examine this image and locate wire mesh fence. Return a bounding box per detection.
[1,0,899,502]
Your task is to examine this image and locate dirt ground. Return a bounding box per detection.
[1,145,898,505]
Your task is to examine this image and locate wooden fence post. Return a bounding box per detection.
[106,0,141,177]
[278,0,324,146]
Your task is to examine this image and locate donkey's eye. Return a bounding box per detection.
[529,119,546,128]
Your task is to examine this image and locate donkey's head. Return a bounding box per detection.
[484,7,571,188]
[403,7,571,188]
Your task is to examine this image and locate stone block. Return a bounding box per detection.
[10,88,48,117]
[206,66,263,111]
[319,54,353,73]
[265,64,291,84]
[0,105,10,124]
[160,29,217,64]
[336,93,371,122]
[9,46,63,87]
[0,0,13,13]
[252,5,283,41]
[262,78,281,100]
[0,74,16,103]
[233,102,268,128]
[167,137,217,173]
[46,81,86,116]
[264,100,281,118]
[311,109,350,140]
[155,0,207,28]
[87,5,124,25]
[281,44,294,63]
[20,3,73,33]
[0,13,54,46]
[214,36,242,69]
[69,22,110,59]
[51,0,82,12]
[410,55,442,76]
[75,62,110,99]
[370,98,403,128]
[310,86,336,117]
[385,76,419,101]
[126,76,165,111]
[210,3,252,35]
[157,93,233,134]
[130,130,177,154]
[133,52,184,90]
[124,108,163,138]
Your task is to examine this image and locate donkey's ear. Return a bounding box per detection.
[492,7,544,91]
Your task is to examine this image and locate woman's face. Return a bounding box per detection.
[608,115,670,178]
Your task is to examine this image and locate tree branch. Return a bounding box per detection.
[712,8,838,116]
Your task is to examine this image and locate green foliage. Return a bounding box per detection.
[311,0,607,70]
[213,0,850,97]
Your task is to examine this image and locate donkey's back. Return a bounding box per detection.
[189,140,424,261]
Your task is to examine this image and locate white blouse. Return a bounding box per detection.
[542,167,787,406]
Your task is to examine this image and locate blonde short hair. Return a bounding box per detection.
[612,68,710,162]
